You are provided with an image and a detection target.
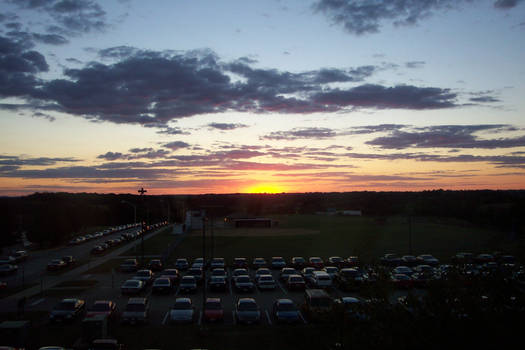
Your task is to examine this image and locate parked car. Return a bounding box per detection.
[169,298,194,324]
[209,275,228,292]
[233,257,248,269]
[203,297,224,322]
[62,256,76,266]
[390,273,413,289]
[309,257,324,269]
[416,254,439,266]
[236,298,261,324]
[160,269,180,284]
[152,277,172,294]
[286,274,306,290]
[401,255,417,266]
[49,298,85,322]
[337,268,368,291]
[179,275,197,293]
[475,254,495,264]
[175,258,189,271]
[10,250,28,263]
[345,256,360,267]
[121,279,145,295]
[210,257,225,269]
[301,289,333,322]
[271,257,286,270]
[47,259,66,271]
[233,275,255,292]
[192,257,206,269]
[256,274,276,290]
[309,271,332,288]
[393,266,413,276]
[133,269,154,285]
[0,264,18,276]
[273,298,301,324]
[187,267,204,284]
[91,245,105,255]
[232,268,249,278]
[120,259,138,273]
[86,300,118,320]
[255,268,272,279]
[380,254,402,267]
[122,297,149,324]
[280,267,299,282]
[148,259,163,272]
[252,257,267,269]
[291,257,306,269]
[210,268,227,282]
[327,256,344,268]
[89,339,124,350]
[323,266,339,279]
[301,267,316,281]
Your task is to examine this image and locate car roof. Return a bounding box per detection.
[206,297,221,303]
[276,298,294,304]
[93,300,111,305]
[175,297,191,303]
[238,297,256,303]
[128,297,147,304]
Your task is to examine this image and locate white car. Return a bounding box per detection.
[310,271,332,288]
[122,297,149,324]
[121,279,144,295]
[169,298,194,323]
[256,274,276,290]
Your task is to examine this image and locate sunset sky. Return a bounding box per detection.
[1,0,525,195]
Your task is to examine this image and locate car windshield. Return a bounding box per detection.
[311,258,321,263]
[92,303,110,311]
[238,301,258,311]
[294,258,305,263]
[125,304,145,312]
[154,279,170,285]
[277,303,297,311]
[290,276,303,282]
[55,301,76,310]
[260,276,273,282]
[237,276,250,283]
[310,298,332,308]
[173,301,191,310]
[123,281,139,287]
[206,301,222,310]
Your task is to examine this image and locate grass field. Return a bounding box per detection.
[168,214,522,263]
[119,226,174,256]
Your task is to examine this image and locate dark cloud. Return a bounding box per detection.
[156,127,191,135]
[9,0,108,36]
[494,0,525,9]
[312,84,457,110]
[31,33,69,45]
[0,155,79,166]
[347,124,407,134]
[163,141,191,151]
[65,57,82,64]
[313,0,524,35]
[366,125,525,149]
[129,147,153,153]
[261,127,337,140]
[405,61,425,69]
[96,151,125,161]
[207,122,249,130]
[469,96,500,103]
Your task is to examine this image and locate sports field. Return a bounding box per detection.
[169,215,521,263]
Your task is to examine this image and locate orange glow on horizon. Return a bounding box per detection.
[242,183,284,194]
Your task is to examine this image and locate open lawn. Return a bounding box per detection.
[168,214,521,263]
[119,227,174,256]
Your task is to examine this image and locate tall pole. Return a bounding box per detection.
[202,214,206,329]
[138,187,147,264]
[408,215,413,255]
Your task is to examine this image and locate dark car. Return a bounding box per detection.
[120,259,138,273]
[91,245,105,255]
[252,257,267,269]
[148,259,163,272]
[152,277,172,294]
[49,298,86,322]
[286,274,306,291]
[86,300,118,320]
[271,257,286,270]
[291,257,306,269]
[179,275,197,293]
[327,256,344,268]
[187,267,204,284]
[62,256,76,266]
[380,254,402,267]
[345,256,360,267]
[175,258,189,271]
[47,259,66,271]
[233,257,248,269]
[233,275,255,293]
[203,298,224,322]
[401,255,417,267]
[273,298,301,324]
[133,269,154,285]
[0,264,18,276]
[10,250,28,263]
[160,269,180,284]
[209,275,228,292]
[280,268,299,282]
[236,298,261,324]
[309,257,324,269]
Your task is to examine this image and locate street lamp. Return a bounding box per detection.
[138,188,147,264]
[121,200,137,223]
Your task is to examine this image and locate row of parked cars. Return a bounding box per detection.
[0,250,29,277]
[68,223,142,246]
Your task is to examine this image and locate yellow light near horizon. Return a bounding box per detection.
[243,184,283,194]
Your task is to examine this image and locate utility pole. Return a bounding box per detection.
[138,187,147,264]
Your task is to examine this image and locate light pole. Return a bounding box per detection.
[121,200,137,223]
[138,187,147,264]
[201,214,207,329]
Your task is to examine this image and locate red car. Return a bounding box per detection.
[86,300,118,320]
[391,273,413,289]
[203,297,224,322]
[309,257,324,269]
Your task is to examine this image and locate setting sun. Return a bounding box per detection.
[243,184,284,194]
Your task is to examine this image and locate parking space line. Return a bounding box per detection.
[265,309,272,326]
[299,311,307,324]
[162,311,169,325]
[30,298,45,307]
[277,280,288,295]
